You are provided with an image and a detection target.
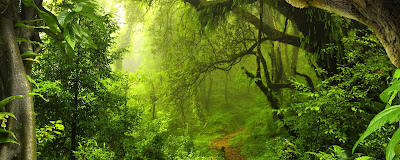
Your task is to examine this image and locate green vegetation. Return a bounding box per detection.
[2,0,400,160]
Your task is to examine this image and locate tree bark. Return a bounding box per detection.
[224,71,229,105]
[285,0,400,68]
[150,82,157,120]
[0,6,36,160]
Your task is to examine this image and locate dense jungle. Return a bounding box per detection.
[2,0,400,160]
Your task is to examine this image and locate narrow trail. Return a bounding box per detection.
[211,130,247,160]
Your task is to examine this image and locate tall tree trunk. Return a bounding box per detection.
[193,88,205,121]
[204,74,213,113]
[70,91,78,160]
[180,101,186,127]
[0,4,37,159]
[150,82,157,120]
[224,71,229,105]
[70,116,77,160]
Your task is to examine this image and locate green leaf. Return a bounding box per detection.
[16,38,44,47]
[78,2,96,13]
[22,0,34,7]
[57,11,75,28]
[26,75,38,88]
[37,9,61,34]
[29,1,60,34]
[14,22,50,29]
[78,12,105,31]
[355,156,373,160]
[71,24,82,38]
[394,69,400,80]
[82,37,97,49]
[353,105,400,153]
[64,25,76,49]
[0,93,48,108]
[0,112,16,120]
[80,27,89,37]
[0,138,19,144]
[380,80,400,103]
[387,128,400,160]
[0,128,17,140]
[73,5,82,12]
[21,51,39,58]
[55,124,64,130]
[23,58,40,63]
[65,41,75,58]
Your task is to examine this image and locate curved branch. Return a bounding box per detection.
[234,9,301,48]
[295,71,315,91]
[286,0,400,68]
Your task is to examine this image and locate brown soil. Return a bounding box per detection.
[211,130,247,160]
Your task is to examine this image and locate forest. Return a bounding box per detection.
[1,0,400,160]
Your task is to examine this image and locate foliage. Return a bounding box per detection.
[73,139,115,160]
[308,145,374,160]
[0,92,48,145]
[32,1,121,158]
[353,69,400,160]
[286,29,394,158]
[36,120,64,157]
[36,120,64,146]
[23,0,105,51]
[22,0,400,159]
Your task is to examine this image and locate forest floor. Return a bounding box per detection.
[211,130,247,160]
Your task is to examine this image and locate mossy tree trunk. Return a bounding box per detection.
[0,0,43,159]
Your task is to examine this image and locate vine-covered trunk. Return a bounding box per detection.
[0,6,37,160]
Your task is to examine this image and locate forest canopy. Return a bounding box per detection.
[1,0,400,159]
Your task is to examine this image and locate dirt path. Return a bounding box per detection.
[211,130,247,160]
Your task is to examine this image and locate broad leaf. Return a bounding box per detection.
[82,37,97,49]
[394,69,400,80]
[78,12,105,31]
[26,75,38,87]
[21,51,39,58]
[57,11,75,27]
[73,5,83,12]
[16,38,44,47]
[78,2,96,13]
[23,58,40,63]
[14,22,49,29]
[22,0,33,7]
[71,24,82,38]
[0,138,19,144]
[28,1,61,34]
[380,80,400,103]
[0,128,17,140]
[80,27,90,37]
[0,112,16,120]
[387,128,400,160]
[64,25,76,49]
[0,93,48,107]
[353,105,400,153]
[37,9,61,34]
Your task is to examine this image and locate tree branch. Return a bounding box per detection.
[295,71,315,91]
[234,9,301,48]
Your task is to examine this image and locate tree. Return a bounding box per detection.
[0,0,108,159]
[0,1,45,159]
[284,0,400,68]
[33,6,119,160]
